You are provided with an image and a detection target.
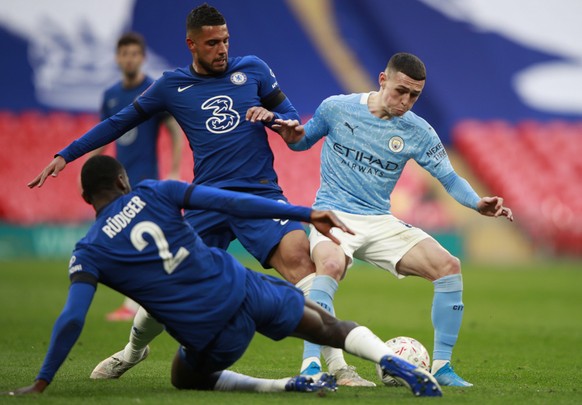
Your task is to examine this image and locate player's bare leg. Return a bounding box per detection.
[272,232,374,386]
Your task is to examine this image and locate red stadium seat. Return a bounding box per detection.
[453,119,582,255]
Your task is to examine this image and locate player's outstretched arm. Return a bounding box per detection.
[477,196,514,221]
[272,118,305,144]
[1,380,48,396]
[310,210,355,245]
[27,156,67,188]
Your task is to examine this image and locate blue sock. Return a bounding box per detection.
[432,274,464,361]
[302,275,338,366]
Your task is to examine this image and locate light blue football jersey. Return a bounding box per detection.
[291,93,455,215]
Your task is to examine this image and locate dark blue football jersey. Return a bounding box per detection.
[67,180,311,351]
[70,181,247,350]
[100,76,164,186]
[134,55,298,189]
[59,56,299,192]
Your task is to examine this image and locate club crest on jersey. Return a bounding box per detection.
[230,72,247,85]
[388,136,404,153]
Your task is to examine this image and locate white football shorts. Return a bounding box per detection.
[308,211,432,279]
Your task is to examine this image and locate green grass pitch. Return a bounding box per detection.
[1,257,581,404]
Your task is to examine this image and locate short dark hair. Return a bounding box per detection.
[386,52,426,81]
[186,3,226,32]
[117,32,146,55]
[81,155,125,202]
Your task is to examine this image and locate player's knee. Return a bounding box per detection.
[441,254,461,276]
[318,257,344,281]
[273,243,314,284]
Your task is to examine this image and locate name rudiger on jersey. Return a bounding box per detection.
[101,196,147,238]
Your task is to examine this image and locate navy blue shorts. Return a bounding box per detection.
[179,269,305,374]
[184,188,306,267]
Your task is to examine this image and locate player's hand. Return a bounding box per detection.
[310,210,355,245]
[27,156,67,188]
[477,196,514,222]
[1,379,48,395]
[272,119,305,144]
[246,106,274,123]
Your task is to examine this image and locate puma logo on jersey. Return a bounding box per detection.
[344,122,359,134]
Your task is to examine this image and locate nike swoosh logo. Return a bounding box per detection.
[177,84,194,93]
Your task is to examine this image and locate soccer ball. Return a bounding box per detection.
[375,336,431,386]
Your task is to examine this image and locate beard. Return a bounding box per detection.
[197,58,227,75]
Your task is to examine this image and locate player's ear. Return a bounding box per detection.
[186,35,195,52]
[379,71,386,88]
[117,172,131,194]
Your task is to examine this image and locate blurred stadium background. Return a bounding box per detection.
[0,0,581,263]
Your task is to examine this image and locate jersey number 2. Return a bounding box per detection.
[130,221,190,274]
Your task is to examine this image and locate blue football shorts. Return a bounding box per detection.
[184,188,306,267]
[179,269,305,374]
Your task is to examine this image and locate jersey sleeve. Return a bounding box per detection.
[36,282,96,383]
[288,99,330,151]
[35,248,100,383]
[57,104,149,162]
[414,126,454,177]
[67,246,100,285]
[251,56,300,124]
[438,171,480,210]
[253,56,281,98]
[413,126,480,210]
[153,180,313,222]
[133,76,168,116]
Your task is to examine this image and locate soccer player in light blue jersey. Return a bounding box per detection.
[94,32,184,322]
[274,53,514,387]
[7,155,442,397]
[28,3,370,387]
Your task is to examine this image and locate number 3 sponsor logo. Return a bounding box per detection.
[201,95,240,134]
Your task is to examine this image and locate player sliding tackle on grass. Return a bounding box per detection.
[5,156,442,397]
[26,3,373,387]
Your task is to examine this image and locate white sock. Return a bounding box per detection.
[295,273,315,296]
[214,370,289,392]
[122,297,140,312]
[321,346,348,374]
[123,307,164,363]
[344,326,394,363]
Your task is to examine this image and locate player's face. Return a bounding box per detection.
[116,44,145,79]
[378,70,424,118]
[187,25,229,75]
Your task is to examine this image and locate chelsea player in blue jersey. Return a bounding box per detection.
[28,3,370,386]
[9,156,442,397]
[274,53,514,387]
[94,32,184,322]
